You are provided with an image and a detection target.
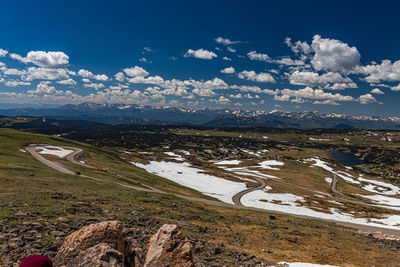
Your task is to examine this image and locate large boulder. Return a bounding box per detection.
[144,224,193,267]
[54,221,143,267]
[67,243,124,267]
[54,221,192,267]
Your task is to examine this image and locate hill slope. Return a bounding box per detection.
[1,128,400,266]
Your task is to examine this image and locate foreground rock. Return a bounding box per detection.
[0,213,270,266]
[54,221,143,266]
[145,224,193,267]
[67,243,124,266]
[55,221,194,266]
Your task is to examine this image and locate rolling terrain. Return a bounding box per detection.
[1,125,400,265]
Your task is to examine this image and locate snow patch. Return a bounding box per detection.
[358,177,400,196]
[225,167,278,179]
[242,189,400,230]
[309,137,332,141]
[37,146,74,158]
[215,160,242,165]
[258,160,284,170]
[358,194,400,206]
[278,262,339,267]
[164,152,184,161]
[307,157,400,196]
[240,149,268,157]
[131,161,247,204]
[179,150,191,156]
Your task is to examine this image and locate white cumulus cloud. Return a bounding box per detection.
[27,51,69,68]
[358,93,377,104]
[289,70,356,89]
[285,37,312,55]
[10,53,30,64]
[221,67,235,74]
[227,47,236,53]
[313,100,340,105]
[276,87,354,102]
[56,78,77,85]
[84,82,105,90]
[114,72,125,82]
[311,35,360,73]
[28,81,61,95]
[10,51,69,68]
[357,60,400,83]
[211,95,231,104]
[128,75,164,84]
[184,49,217,60]
[23,67,70,81]
[78,69,108,81]
[123,66,149,77]
[391,83,400,91]
[370,88,384,94]
[4,80,30,87]
[215,37,241,45]
[247,51,269,62]
[0,49,8,57]
[238,70,275,83]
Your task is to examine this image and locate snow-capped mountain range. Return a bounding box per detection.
[1,102,399,129]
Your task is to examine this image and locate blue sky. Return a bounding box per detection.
[1,0,400,116]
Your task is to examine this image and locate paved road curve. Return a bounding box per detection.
[26,146,76,175]
[25,144,400,236]
[232,177,266,206]
[331,174,345,196]
[64,146,95,169]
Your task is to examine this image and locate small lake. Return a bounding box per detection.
[328,150,366,166]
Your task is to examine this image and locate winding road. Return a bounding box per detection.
[26,146,76,176]
[330,174,344,196]
[64,146,95,169]
[232,177,266,206]
[25,144,400,236]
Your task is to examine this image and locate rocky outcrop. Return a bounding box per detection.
[144,224,193,267]
[53,221,193,267]
[1,215,269,266]
[67,243,124,267]
[54,221,122,264]
[54,221,143,267]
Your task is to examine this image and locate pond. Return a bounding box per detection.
[328,150,366,166]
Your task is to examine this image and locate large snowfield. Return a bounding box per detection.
[132,156,400,230]
[241,189,400,230]
[132,160,247,204]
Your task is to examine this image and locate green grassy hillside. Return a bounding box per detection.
[1,128,400,266]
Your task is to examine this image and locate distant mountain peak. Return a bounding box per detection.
[1,102,399,129]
